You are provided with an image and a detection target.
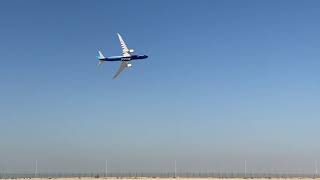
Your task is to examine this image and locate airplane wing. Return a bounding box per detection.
[117,33,131,57]
[113,61,129,79]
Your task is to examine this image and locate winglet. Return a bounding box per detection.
[117,33,122,39]
[117,33,125,46]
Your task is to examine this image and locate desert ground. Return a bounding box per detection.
[2,178,320,180]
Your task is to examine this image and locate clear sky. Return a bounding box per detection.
[0,0,320,174]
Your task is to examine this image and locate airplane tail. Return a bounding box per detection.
[97,51,106,65]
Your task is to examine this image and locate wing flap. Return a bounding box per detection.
[117,33,131,57]
[113,61,128,79]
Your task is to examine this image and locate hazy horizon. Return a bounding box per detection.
[1,0,320,174]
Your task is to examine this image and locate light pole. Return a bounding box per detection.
[174,160,177,178]
[105,160,108,177]
[244,160,247,177]
[34,160,38,178]
[315,160,318,177]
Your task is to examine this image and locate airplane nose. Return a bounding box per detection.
[145,55,148,58]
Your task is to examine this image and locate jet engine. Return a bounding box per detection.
[127,63,132,67]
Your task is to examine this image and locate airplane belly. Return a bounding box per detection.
[106,57,122,61]
[131,57,144,60]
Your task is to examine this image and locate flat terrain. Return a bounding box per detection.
[3,178,320,180]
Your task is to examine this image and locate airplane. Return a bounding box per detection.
[97,33,149,79]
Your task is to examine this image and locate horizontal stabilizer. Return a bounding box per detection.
[98,60,104,66]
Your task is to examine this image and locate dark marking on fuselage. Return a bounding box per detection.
[121,57,131,61]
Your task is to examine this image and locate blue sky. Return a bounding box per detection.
[0,0,320,174]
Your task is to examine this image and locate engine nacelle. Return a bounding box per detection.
[129,49,134,53]
[127,63,132,67]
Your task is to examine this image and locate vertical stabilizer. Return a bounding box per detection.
[98,51,105,59]
[97,51,106,66]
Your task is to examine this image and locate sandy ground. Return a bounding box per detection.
[3,178,320,180]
